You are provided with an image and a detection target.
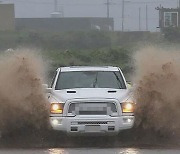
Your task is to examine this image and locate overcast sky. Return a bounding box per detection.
[2,0,179,31]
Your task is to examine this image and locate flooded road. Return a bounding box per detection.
[0,148,180,154]
[0,49,180,153]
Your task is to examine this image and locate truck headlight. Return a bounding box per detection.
[50,103,64,114]
[121,102,134,113]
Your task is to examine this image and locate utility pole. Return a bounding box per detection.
[51,0,64,17]
[122,0,124,31]
[54,0,58,12]
[146,5,148,31]
[105,0,111,18]
[139,7,141,31]
[107,0,110,18]
[179,0,180,8]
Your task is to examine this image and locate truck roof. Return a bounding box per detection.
[58,66,120,72]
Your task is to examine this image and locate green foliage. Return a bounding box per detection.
[11,31,111,50]
[46,31,111,50]
[44,47,132,79]
[0,30,159,51]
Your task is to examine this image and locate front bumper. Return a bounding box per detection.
[49,115,134,135]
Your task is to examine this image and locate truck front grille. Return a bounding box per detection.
[68,102,117,115]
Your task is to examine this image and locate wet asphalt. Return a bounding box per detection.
[0,148,180,154]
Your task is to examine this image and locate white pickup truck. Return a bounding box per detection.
[47,66,135,135]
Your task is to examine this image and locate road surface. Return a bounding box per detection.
[0,148,180,154]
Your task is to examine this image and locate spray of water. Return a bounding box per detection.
[2,46,180,147]
[0,48,49,135]
[133,46,180,139]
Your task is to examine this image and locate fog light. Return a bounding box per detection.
[52,119,62,125]
[127,118,132,123]
[123,118,133,123]
[52,119,59,125]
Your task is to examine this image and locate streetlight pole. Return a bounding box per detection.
[139,7,141,31]
[54,0,58,12]
[122,0,124,31]
[146,5,148,31]
[107,0,110,18]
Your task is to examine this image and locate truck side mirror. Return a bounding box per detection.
[42,84,52,93]
[46,88,52,93]
[126,81,132,89]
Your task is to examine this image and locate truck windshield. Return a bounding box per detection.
[55,71,126,90]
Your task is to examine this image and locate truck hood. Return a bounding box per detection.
[51,88,130,103]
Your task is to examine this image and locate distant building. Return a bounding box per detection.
[15,17,114,32]
[0,3,113,32]
[156,6,180,31]
[0,4,15,31]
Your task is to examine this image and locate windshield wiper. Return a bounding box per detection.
[113,72,123,89]
[92,72,98,88]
